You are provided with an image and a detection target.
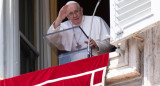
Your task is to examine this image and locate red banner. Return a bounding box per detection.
[0,53,109,86]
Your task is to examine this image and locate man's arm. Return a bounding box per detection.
[47,5,70,34]
[46,5,71,50]
[53,5,69,28]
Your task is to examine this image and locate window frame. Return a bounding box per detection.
[110,0,160,46]
[0,0,51,79]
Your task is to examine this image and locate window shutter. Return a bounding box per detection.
[110,0,160,46]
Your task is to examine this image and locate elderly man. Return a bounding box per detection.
[47,1,115,62]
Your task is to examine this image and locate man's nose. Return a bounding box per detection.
[73,13,77,17]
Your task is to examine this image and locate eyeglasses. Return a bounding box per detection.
[68,9,81,17]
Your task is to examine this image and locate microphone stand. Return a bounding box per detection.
[88,0,102,57]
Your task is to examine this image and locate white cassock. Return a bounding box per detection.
[47,15,114,62]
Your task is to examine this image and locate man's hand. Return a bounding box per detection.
[54,5,70,28]
[85,39,99,50]
[57,5,70,22]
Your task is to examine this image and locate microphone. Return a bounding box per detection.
[87,0,102,57]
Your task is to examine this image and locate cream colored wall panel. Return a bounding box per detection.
[107,38,143,85]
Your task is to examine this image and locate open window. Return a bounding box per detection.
[110,0,160,46]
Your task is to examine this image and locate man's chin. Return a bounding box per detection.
[73,22,81,26]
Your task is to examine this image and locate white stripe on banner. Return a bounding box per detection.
[35,67,107,86]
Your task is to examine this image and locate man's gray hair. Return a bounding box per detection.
[66,1,80,8]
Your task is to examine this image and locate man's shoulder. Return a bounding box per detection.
[84,15,101,19]
[84,15,103,22]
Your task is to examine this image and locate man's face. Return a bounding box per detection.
[67,3,83,25]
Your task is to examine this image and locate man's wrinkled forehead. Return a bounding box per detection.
[67,3,80,13]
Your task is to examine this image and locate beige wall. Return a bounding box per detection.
[107,22,160,86]
[49,0,58,66]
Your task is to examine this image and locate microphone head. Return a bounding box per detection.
[98,0,102,3]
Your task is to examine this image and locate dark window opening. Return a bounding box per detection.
[19,0,37,74]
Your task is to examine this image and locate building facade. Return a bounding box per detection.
[1,0,160,86]
[107,0,160,86]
